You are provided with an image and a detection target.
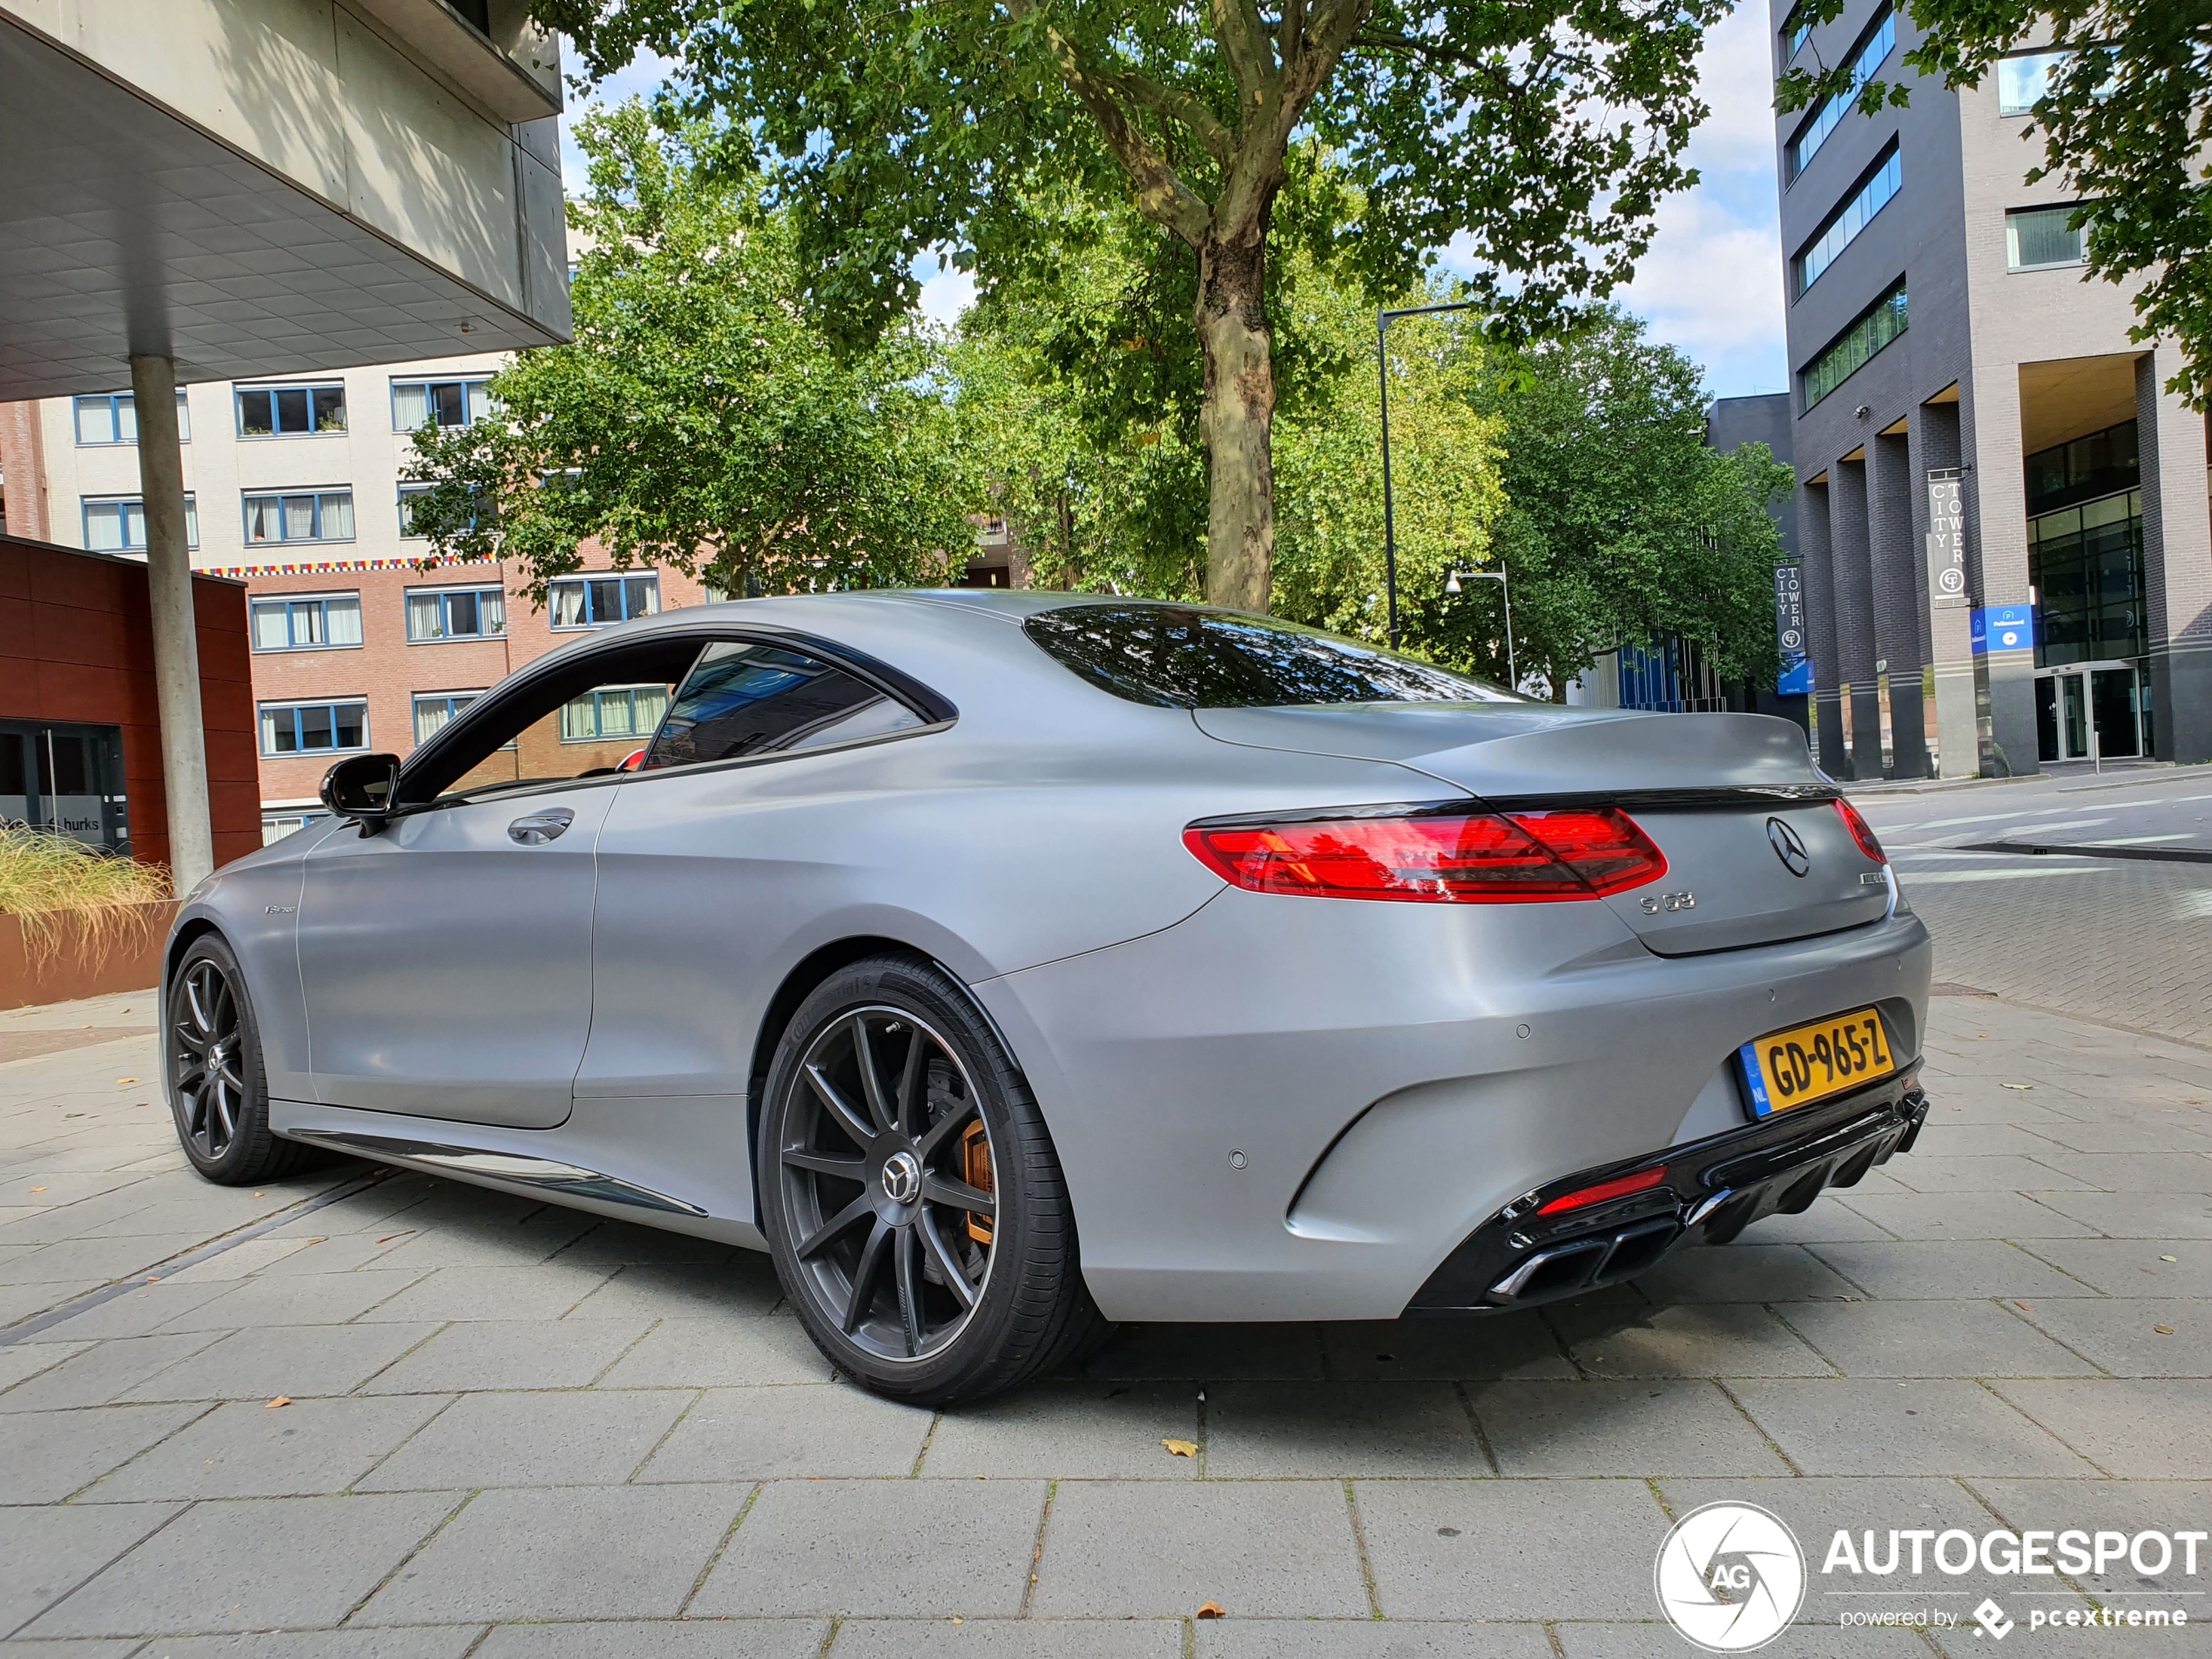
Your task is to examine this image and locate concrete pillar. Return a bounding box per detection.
[129,354,214,891]
[1871,429,1930,779]
[2135,350,2212,763]
[1964,368,2038,774]
[1831,455,1884,780]
[1799,477,1849,776]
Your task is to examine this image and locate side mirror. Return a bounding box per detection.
[320,753,401,822]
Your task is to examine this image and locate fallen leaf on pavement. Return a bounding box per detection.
[2000,1082,2032,1091]
[116,1077,138,1085]
[265,1396,291,1409]
[29,1187,44,1195]
[1162,1439,1197,1458]
[2014,1300,2033,1312]
[2162,1256,2178,1263]
[376,1230,416,1244]
[2155,1326,2175,1336]
[1197,1602,1225,1619]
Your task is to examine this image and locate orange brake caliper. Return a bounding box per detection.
[960,1119,995,1246]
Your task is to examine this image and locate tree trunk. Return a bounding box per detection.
[1196,222,1275,612]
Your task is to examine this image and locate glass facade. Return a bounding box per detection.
[2027,418,2137,516]
[2030,489,2143,668]
[1801,281,1907,410]
[1998,51,2066,115]
[1797,145,1901,294]
[1788,7,1894,179]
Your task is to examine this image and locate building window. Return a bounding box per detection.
[1781,7,1811,59]
[73,392,189,446]
[244,489,355,545]
[2029,489,2144,666]
[259,700,368,758]
[391,378,494,431]
[1998,51,2067,116]
[82,496,197,552]
[251,593,363,652]
[236,384,347,437]
[1801,280,1908,411]
[1796,145,1901,295]
[407,583,506,642]
[550,573,658,629]
[2006,204,2087,271]
[262,808,331,846]
[397,483,489,539]
[414,692,484,745]
[1787,6,1895,180]
[560,684,670,743]
[2026,418,2137,516]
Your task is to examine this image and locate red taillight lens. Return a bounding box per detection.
[1182,806,1667,903]
[1536,1164,1668,1216]
[1833,798,1886,864]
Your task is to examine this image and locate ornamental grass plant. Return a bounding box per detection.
[0,824,172,971]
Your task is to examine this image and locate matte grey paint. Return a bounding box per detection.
[167,590,1931,1323]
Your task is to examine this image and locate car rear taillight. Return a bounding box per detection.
[1182,806,1668,903]
[1833,798,1886,864]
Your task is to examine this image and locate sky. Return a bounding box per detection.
[556,5,1790,401]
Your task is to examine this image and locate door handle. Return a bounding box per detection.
[508,807,575,846]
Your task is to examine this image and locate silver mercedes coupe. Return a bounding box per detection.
[163,592,1931,1402]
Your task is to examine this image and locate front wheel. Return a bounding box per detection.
[166,934,319,1185]
[757,954,1105,1405]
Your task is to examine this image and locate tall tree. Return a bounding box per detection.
[403,107,972,603]
[1474,308,1791,699]
[1777,0,2212,405]
[536,0,1726,611]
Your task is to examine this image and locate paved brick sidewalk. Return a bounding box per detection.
[3,988,2209,1655]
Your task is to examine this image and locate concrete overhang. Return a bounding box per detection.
[347,0,563,123]
[0,4,569,403]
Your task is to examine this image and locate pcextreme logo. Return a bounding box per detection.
[1654,1501,1808,1652]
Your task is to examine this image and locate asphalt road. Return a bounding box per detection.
[1852,765,2212,1045]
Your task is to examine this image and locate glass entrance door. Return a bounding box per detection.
[2034,664,2144,763]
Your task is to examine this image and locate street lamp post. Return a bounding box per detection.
[1447,565,1516,692]
[1378,297,1484,650]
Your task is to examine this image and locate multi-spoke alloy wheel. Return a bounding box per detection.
[172,959,244,1161]
[777,1007,996,1362]
[165,934,312,1185]
[760,955,1107,1404]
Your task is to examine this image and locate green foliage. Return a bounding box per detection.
[1777,0,2212,407]
[402,105,974,604]
[1474,309,1791,698]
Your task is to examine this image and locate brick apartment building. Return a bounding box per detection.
[2,357,717,842]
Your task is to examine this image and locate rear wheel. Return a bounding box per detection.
[758,954,1105,1404]
[166,934,318,1185]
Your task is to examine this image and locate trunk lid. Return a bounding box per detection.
[1192,704,1888,954]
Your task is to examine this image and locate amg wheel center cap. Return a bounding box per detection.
[880,1150,922,1205]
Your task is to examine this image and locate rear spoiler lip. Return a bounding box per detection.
[1184,783,1842,833]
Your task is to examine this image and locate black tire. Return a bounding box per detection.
[757,954,1107,1405]
[166,934,319,1186]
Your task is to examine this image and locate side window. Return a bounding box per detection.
[644,641,923,770]
[400,637,706,807]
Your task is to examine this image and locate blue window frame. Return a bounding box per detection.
[414,691,484,745]
[259,700,368,758]
[244,489,355,546]
[251,593,362,652]
[391,378,493,431]
[1787,7,1895,180]
[1796,144,1902,295]
[236,384,347,436]
[407,583,505,642]
[550,574,658,630]
[82,496,197,552]
[560,684,670,743]
[73,392,190,446]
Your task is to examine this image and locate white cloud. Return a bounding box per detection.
[914,251,977,327]
[556,44,681,191]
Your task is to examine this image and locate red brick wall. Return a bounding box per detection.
[212,552,713,806]
[0,532,259,873]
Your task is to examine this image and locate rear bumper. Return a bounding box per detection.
[1407,1065,1928,1312]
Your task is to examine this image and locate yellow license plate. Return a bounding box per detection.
[1739,1008,1895,1116]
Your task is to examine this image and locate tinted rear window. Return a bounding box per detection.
[1022,605,1517,708]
